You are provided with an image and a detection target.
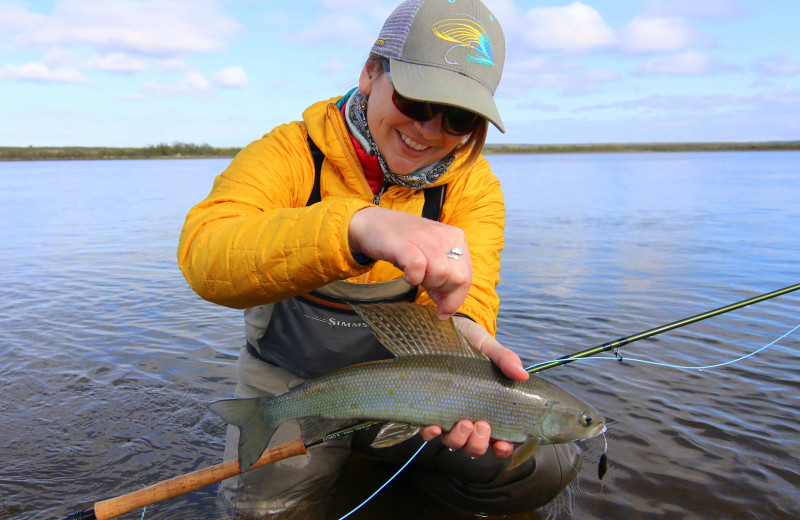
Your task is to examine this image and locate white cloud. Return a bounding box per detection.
[580,86,800,114]
[637,51,739,76]
[499,1,712,60]
[85,53,149,73]
[484,0,518,24]
[0,62,90,83]
[153,58,189,72]
[647,0,746,20]
[315,0,395,28]
[564,69,621,95]
[516,99,561,112]
[758,85,800,105]
[18,0,243,55]
[504,60,619,97]
[319,0,381,10]
[40,47,148,74]
[523,2,617,52]
[619,15,698,53]
[212,66,249,88]
[0,3,44,33]
[580,93,748,113]
[139,71,212,97]
[638,51,711,75]
[291,14,376,47]
[42,47,83,67]
[754,56,800,77]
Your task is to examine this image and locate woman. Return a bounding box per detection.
[178,0,580,517]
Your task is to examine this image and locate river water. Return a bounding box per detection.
[1,152,798,519]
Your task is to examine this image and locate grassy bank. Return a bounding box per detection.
[1,140,798,161]
[483,141,800,154]
[0,142,242,161]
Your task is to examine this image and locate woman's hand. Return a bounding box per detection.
[348,207,472,319]
[350,208,523,458]
[420,317,529,459]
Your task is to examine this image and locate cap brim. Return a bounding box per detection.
[388,59,505,133]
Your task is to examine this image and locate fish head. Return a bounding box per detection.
[540,399,606,444]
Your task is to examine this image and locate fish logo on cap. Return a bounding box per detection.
[431,16,494,66]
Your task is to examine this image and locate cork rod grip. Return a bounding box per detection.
[93,437,307,520]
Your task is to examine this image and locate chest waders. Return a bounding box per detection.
[244,138,447,378]
[229,138,581,517]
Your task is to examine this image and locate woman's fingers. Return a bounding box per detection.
[492,440,514,459]
[350,208,517,459]
[349,207,472,318]
[454,317,529,381]
[422,420,508,459]
[422,248,471,318]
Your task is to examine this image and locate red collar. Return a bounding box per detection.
[341,104,383,195]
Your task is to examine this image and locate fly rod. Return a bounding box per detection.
[59,438,306,520]
[60,283,800,519]
[59,420,381,520]
[528,282,800,374]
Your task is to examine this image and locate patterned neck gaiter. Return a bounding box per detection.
[344,88,455,190]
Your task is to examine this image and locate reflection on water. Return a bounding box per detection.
[1,153,798,519]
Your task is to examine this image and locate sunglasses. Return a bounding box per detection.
[382,60,483,136]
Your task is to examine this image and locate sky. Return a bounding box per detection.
[0,0,798,147]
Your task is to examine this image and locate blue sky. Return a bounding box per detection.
[1,0,798,147]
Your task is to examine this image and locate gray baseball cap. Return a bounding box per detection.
[371,0,506,132]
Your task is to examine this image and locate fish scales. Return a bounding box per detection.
[266,355,566,443]
[210,302,605,472]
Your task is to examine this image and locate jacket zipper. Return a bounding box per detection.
[373,182,388,206]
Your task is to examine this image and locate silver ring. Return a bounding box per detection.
[446,246,464,260]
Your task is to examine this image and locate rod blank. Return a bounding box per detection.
[528,283,800,374]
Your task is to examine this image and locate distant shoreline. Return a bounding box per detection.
[1,141,798,161]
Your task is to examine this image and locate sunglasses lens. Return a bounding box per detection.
[392,91,481,136]
[392,91,435,121]
[442,108,481,135]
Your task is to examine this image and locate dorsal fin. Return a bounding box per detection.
[349,302,487,359]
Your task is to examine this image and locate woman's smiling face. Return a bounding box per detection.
[359,63,464,176]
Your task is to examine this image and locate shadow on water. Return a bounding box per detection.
[1,153,799,519]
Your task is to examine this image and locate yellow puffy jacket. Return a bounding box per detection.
[177,96,505,334]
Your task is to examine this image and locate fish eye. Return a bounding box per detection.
[580,413,593,426]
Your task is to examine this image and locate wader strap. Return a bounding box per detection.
[422,184,446,221]
[307,137,324,206]
[305,137,447,221]
[247,139,447,377]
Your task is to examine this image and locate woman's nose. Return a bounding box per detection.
[416,113,444,138]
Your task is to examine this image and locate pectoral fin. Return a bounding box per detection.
[297,417,355,445]
[507,437,541,470]
[369,422,423,448]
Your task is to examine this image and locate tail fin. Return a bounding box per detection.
[209,397,279,472]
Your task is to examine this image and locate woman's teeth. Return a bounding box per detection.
[401,133,429,151]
